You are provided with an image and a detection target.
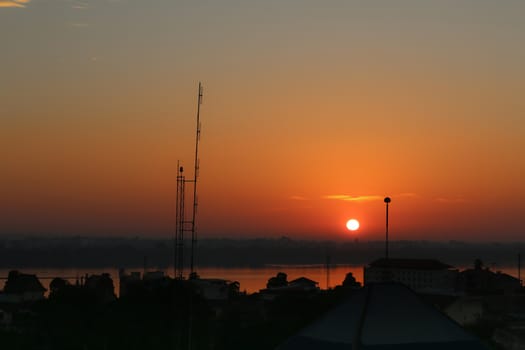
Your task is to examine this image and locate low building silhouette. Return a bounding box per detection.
[191,278,240,301]
[119,269,172,299]
[84,273,116,303]
[260,273,320,300]
[0,270,46,303]
[364,258,458,294]
[459,260,521,295]
[287,277,319,292]
[119,269,142,298]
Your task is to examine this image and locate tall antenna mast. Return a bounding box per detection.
[189,82,203,277]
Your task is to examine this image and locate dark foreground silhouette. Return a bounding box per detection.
[0,278,349,350]
[1,261,522,349]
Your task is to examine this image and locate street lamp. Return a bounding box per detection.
[384,197,391,260]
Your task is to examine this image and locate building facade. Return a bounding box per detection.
[364,258,458,294]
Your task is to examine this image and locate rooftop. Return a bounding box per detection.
[277,283,486,350]
[3,271,46,294]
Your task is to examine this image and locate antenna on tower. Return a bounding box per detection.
[189,82,203,277]
[173,83,203,281]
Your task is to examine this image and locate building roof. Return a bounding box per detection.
[3,271,46,294]
[276,283,486,350]
[289,277,318,285]
[369,258,453,270]
[461,268,520,282]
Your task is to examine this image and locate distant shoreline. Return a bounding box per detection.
[0,237,523,269]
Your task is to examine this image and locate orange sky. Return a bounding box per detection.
[1,1,524,240]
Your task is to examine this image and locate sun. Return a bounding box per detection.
[346,219,360,231]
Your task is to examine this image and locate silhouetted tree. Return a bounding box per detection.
[229,281,240,298]
[342,272,360,288]
[267,272,288,288]
[49,277,69,296]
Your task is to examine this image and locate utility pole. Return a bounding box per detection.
[519,253,522,286]
[384,197,391,260]
[326,253,331,290]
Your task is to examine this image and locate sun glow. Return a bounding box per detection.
[346,219,360,231]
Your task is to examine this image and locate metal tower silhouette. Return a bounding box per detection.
[174,83,203,280]
[174,163,186,280]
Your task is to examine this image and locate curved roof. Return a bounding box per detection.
[276,283,487,350]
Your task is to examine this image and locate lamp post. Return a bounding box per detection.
[519,253,522,286]
[384,197,391,260]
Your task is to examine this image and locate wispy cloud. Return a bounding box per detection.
[0,0,30,8]
[435,197,469,204]
[323,195,383,202]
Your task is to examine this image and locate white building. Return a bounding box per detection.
[364,258,458,294]
[190,278,238,301]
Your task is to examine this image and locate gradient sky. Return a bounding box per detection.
[1,0,524,241]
